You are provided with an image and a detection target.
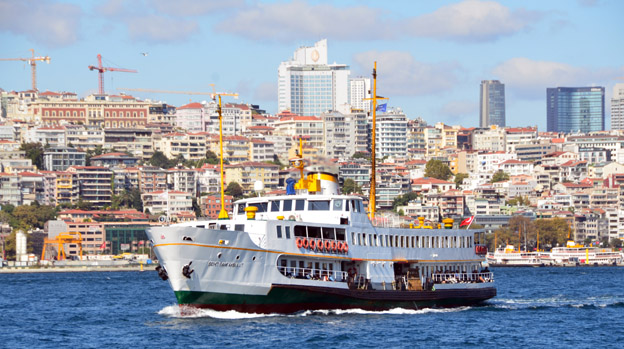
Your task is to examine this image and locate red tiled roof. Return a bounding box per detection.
[178,102,204,110]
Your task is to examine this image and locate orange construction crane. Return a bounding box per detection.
[0,49,50,91]
[41,232,83,261]
[88,54,137,95]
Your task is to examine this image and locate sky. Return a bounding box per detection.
[0,0,622,130]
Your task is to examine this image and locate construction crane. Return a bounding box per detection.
[0,49,50,91]
[41,232,83,261]
[88,54,137,95]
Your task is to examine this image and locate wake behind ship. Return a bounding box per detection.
[147,170,496,314]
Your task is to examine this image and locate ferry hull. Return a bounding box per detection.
[174,284,497,314]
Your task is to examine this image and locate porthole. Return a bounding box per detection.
[252,256,256,261]
[236,255,240,260]
[217,253,222,259]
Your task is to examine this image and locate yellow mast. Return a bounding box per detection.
[214,91,239,220]
[363,62,388,220]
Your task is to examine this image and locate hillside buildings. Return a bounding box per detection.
[611,84,624,130]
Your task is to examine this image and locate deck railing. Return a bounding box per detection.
[277,266,348,282]
[432,272,494,284]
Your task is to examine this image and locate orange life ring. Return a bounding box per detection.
[343,243,349,254]
[308,238,315,250]
[336,241,344,252]
[296,237,303,248]
[324,240,332,251]
[330,240,337,252]
[316,238,324,251]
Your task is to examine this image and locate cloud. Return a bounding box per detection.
[0,0,81,47]
[492,57,624,99]
[254,82,277,101]
[148,0,244,16]
[403,0,542,42]
[439,100,478,117]
[353,51,460,96]
[125,15,199,43]
[216,0,393,42]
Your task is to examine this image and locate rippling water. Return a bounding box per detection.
[1,267,622,348]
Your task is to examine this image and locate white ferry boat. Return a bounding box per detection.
[486,245,548,267]
[550,240,623,266]
[148,169,496,313]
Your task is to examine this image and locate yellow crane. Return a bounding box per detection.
[41,232,83,261]
[116,87,214,96]
[0,49,51,91]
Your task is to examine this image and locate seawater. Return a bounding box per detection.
[1,267,623,348]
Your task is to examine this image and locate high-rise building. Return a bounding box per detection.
[610,84,624,130]
[348,77,371,112]
[547,87,605,133]
[278,39,350,116]
[480,80,506,127]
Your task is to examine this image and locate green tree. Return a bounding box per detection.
[11,204,57,229]
[534,218,569,249]
[205,150,220,165]
[454,173,469,188]
[192,197,202,218]
[225,182,244,199]
[392,192,420,211]
[20,142,45,169]
[491,170,510,183]
[352,151,370,160]
[424,159,452,181]
[149,151,176,168]
[85,145,108,166]
[610,238,623,248]
[342,178,363,194]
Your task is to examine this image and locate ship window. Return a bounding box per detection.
[374,234,378,247]
[270,200,280,212]
[285,226,291,239]
[322,227,335,239]
[332,200,343,211]
[277,226,283,239]
[351,232,355,244]
[336,228,345,241]
[307,226,321,238]
[283,200,292,211]
[362,233,367,246]
[309,200,330,211]
[294,225,306,237]
[416,236,420,248]
[250,202,268,213]
[357,200,364,212]
[235,224,244,232]
[220,225,228,230]
[295,199,305,211]
[237,203,246,214]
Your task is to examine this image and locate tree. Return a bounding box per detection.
[610,238,623,248]
[85,145,108,166]
[149,150,176,168]
[342,178,362,195]
[491,170,510,183]
[205,150,220,165]
[225,182,244,199]
[392,192,419,211]
[192,197,202,218]
[424,159,452,181]
[352,151,370,160]
[11,204,57,230]
[454,173,469,188]
[20,142,45,169]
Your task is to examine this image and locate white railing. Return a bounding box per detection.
[432,272,494,284]
[277,266,348,282]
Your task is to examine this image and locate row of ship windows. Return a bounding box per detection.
[239,199,364,214]
[351,232,473,249]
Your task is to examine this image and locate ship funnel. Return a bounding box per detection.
[306,166,340,195]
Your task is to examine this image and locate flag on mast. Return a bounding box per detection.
[460,216,475,227]
[376,103,387,112]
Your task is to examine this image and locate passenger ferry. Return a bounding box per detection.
[486,245,548,267]
[549,240,623,266]
[148,168,496,313]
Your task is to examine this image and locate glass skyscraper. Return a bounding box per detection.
[480,80,506,127]
[547,87,605,133]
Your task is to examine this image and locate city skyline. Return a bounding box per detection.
[1,0,622,130]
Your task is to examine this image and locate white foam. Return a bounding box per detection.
[157,305,471,319]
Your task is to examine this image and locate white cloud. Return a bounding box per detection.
[0,0,81,47]
[254,82,277,101]
[439,100,478,117]
[403,0,542,42]
[492,57,623,99]
[353,51,460,96]
[216,0,393,42]
[148,0,244,16]
[125,15,199,43]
